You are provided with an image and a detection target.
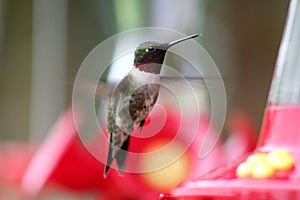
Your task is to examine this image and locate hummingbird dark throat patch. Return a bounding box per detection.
[134,62,163,74]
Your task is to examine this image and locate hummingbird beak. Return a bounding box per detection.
[166,34,200,49]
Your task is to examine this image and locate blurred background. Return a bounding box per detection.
[0,0,290,199]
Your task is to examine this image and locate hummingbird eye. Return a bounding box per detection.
[146,46,156,52]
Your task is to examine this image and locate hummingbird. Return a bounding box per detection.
[104,34,200,177]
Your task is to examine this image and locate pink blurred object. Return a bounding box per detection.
[20,107,117,198]
[21,107,83,196]
[0,143,35,185]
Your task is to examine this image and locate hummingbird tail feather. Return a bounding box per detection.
[104,134,114,178]
[104,132,131,177]
[115,135,130,172]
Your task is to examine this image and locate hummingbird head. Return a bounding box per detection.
[133,34,199,74]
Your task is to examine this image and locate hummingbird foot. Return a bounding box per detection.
[138,119,145,130]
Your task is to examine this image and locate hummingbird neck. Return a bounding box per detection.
[134,62,162,74]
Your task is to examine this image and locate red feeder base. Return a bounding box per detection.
[160,106,300,200]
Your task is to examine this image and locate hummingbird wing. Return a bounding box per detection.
[73,76,217,102]
[93,77,210,100]
[159,76,219,90]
